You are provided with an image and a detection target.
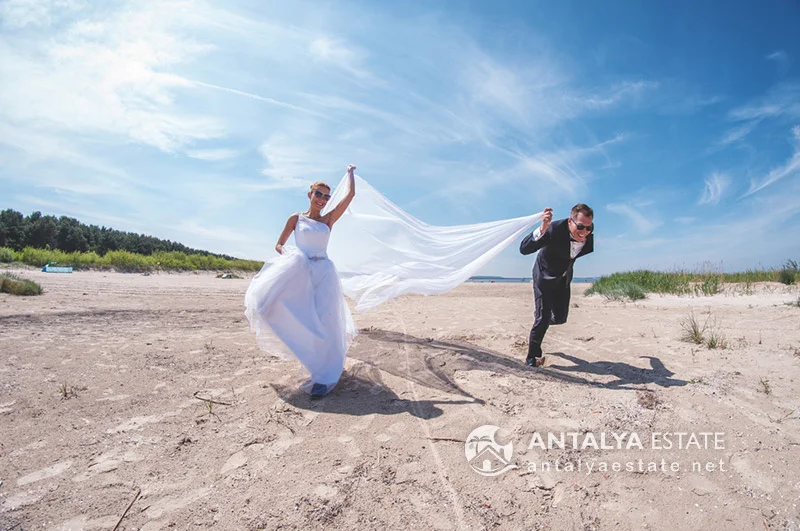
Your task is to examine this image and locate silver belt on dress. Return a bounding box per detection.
[309,256,327,261]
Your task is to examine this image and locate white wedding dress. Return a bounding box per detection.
[244,173,542,396]
[244,213,356,396]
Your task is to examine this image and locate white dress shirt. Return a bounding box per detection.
[532,226,585,259]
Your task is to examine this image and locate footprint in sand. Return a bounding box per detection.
[731,454,775,492]
[313,484,338,499]
[0,400,16,414]
[106,412,177,434]
[1,489,46,511]
[10,439,47,458]
[387,422,406,434]
[395,462,424,484]
[73,449,141,482]
[143,487,213,519]
[267,436,304,457]
[551,483,567,508]
[220,450,248,475]
[17,460,72,486]
[96,391,130,402]
[55,515,119,530]
[687,473,719,496]
[349,413,376,432]
[337,435,363,458]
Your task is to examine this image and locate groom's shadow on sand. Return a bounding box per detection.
[546,352,688,389]
[352,329,687,391]
[276,330,686,415]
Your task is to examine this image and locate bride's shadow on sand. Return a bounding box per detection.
[276,329,686,416]
[272,362,476,420]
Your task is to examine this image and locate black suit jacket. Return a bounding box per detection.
[519,218,594,282]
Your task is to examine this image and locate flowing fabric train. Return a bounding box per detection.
[324,174,543,312]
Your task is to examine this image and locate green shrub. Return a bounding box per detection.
[0,247,15,263]
[608,282,646,301]
[587,262,799,300]
[779,260,798,285]
[680,311,706,344]
[5,247,261,272]
[699,275,721,296]
[0,273,42,296]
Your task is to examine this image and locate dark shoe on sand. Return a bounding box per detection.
[525,356,546,368]
[310,383,327,399]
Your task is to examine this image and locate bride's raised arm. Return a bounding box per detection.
[326,164,356,227]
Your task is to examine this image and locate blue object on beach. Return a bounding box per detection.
[42,262,73,273]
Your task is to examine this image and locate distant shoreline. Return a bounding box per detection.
[468,276,599,283]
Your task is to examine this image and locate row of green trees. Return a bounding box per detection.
[0,209,239,259]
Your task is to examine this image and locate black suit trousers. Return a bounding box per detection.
[527,274,571,360]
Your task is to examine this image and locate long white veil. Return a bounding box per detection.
[324,174,542,312]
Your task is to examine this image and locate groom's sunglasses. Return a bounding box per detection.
[312,190,332,201]
[570,218,594,232]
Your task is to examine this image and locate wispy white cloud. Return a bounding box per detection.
[174,219,252,244]
[716,121,759,146]
[728,83,800,121]
[515,134,627,195]
[0,0,85,29]
[185,148,241,161]
[767,50,788,62]
[729,104,783,122]
[12,193,147,232]
[189,80,315,114]
[601,179,800,273]
[407,133,627,212]
[308,36,378,84]
[607,202,662,234]
[464,57,540,121]
[614,78,720,116]
[258,131,336,189]
[742,126,800,197]
[698,172,731,205]
[0,1,231,155]
[661,94,721,115]
[0,121,126,182]
[569,80,659,110]
[766,50,790,72]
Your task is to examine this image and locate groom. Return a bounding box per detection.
[519,204,594,367]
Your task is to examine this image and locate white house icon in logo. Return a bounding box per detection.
[465,425,517,476]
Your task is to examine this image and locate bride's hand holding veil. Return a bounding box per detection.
[326,164,357,228]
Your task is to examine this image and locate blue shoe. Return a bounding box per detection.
[310,383,327,399]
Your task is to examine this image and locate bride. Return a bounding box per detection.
[244,165,358,399]
[245,164,543,399]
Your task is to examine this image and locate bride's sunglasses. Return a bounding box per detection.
[570,218,594,232]
[312,190,332,201]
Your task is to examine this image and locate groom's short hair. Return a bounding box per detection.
[571,203,594,218]
[310,181,330,191]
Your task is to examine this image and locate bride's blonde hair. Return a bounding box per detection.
[310,181,330,191]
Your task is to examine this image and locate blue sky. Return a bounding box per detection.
[1,0,799,277]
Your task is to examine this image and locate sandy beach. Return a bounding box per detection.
[1,268,799,530]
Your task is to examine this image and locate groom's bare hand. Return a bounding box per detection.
[541,207,553,232]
